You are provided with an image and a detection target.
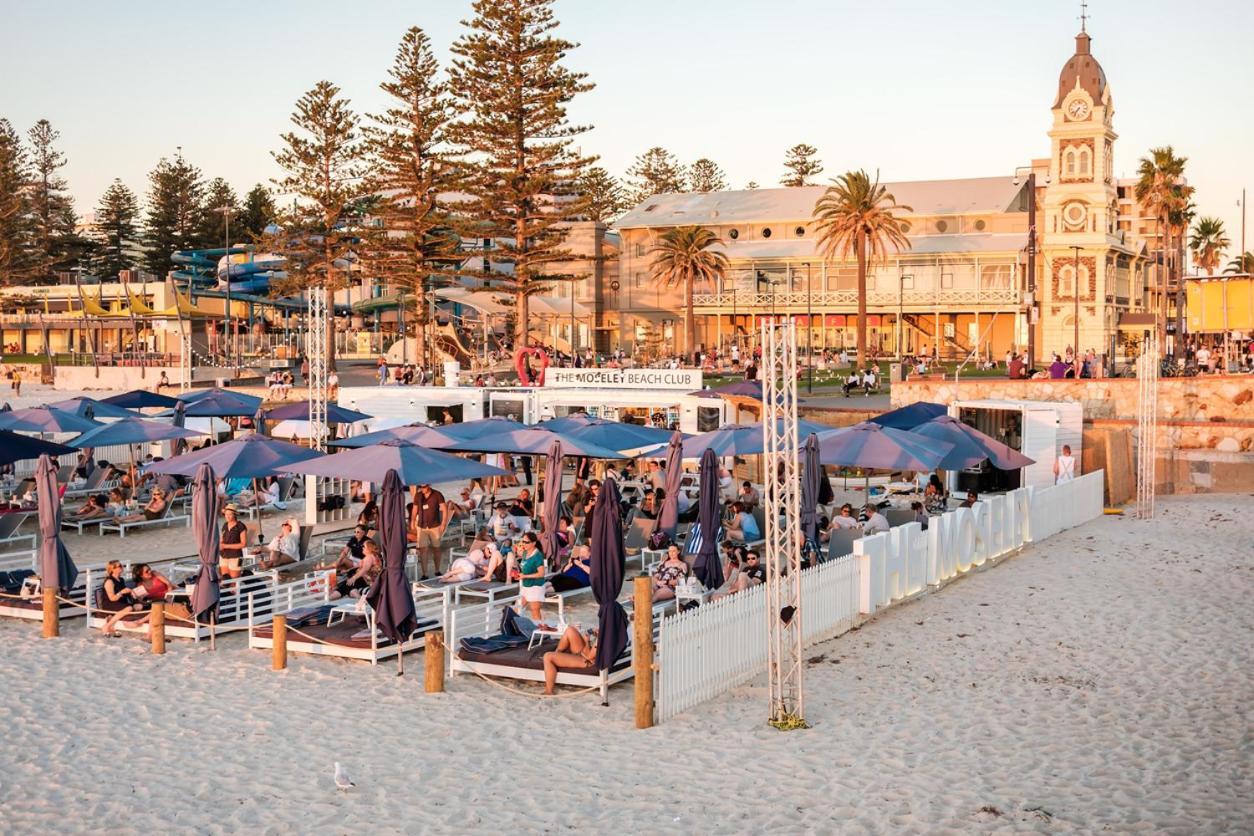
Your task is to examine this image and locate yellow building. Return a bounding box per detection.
[609,26,1155,365]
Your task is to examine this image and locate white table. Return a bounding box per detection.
[675,585,708,608]
[527,619,568,650]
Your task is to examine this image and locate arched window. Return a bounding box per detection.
[1064,147,1077,176]
[1059,265,1076,297]
[1078,146,1092,177]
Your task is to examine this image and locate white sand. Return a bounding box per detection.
[1,495,1250,833]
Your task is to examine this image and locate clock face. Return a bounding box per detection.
[1067,99,1090,120]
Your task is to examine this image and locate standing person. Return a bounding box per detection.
[412,483,447,579]
[377,357,390,386]
[1053,444,1076,484]
[219,504,249,579]
[299,354,308,384]
[516,532,548,624]
[11,367,20,396]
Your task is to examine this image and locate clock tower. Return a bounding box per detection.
[1040,25,1131,361]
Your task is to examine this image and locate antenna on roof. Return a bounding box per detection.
[1079,0,1089,33]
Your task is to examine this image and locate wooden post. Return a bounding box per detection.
[272,614,288,670]
[424,632,445,693]
[150,602,166,655]
[633,575,655,729]
[41,586,59,638]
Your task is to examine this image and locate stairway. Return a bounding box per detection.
[901,313,971,359]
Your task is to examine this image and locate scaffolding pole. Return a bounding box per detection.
[761,320,806,729]
[1135,335,1159,519]
[307,285,329,451]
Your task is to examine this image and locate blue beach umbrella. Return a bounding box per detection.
[0,406,100,434]
[177,388,263,418]
[101,389,181,409]
[814,422,954,472]
[47,397,138,421]
[282,439,509,486]
[145,433,322,480]
[870,401,948,430]
[0,430,74,466]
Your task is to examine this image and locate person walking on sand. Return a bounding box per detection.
[1053,444,1076,484]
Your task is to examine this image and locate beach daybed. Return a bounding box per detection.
[0,555,107,623]
[448,601,663,702]
[248,583,449,665]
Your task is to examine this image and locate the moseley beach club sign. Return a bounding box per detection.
[545,368,703,390]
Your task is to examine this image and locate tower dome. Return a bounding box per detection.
[1054,30,1108,108]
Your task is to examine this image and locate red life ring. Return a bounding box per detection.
[515,347,549,386]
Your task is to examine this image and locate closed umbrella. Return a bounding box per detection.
[909,415,1036,471]
[35,454,77,595]
[0,406,100,434]
[691,448,725,590]
[0,431,73,466]
[655,431,683,537]
[101,389,180,409]
[365,469,418,675]
[282,440,508,485]
[870,401,947,430]
[814,422,954,472]
[589,477,628,681]
[539,439,563,564]
[171,400,189,456]
[188,463,220,646]
[800,433,821,558]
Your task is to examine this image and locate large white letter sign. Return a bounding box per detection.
[905,521,928,596]
[986,494,1008,558]
[928,511,958,585]
[971,501,992,567]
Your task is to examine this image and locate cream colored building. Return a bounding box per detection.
[608,27,1156,365]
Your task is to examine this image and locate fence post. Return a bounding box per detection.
[150,602,166,655]
[272,614,288,670]
[41,586,59,638]
[425,632,445,693]
[633,575,654,729]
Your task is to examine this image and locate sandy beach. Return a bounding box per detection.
[1,493,1250,834]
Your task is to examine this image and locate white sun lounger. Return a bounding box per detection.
[98,502,190,537]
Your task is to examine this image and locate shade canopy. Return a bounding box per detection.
[909,416,1036,471]
[70,416,203,449]
[189,463,220,619]
[365,469,418,645]
[870,401,948,430]
[589,477,629,673]
[281,439,509,485]
[814,422,955,471]
[145,433,323,480]
[0,430,74,466]
[177,388,263,417]
[46,397,138,420]
[564,421,683,455]
[331,423,458,449]
[537,413,597,433]
[265,400,373,424]
[101,389,181,409]
[0,406,100,434]
[35,454,77,592]
[675,419,833,458]
[442,428,627,460]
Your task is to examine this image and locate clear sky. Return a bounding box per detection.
[3,0,1251,255]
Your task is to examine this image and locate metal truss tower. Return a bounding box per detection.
[307,285,329,452]
[1135,335,1159,519]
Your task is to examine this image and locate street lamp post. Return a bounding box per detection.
[1073,245,1082,378]
[1012,168,1039,370]
[805,263,813,393]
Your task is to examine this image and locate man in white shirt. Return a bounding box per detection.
[863,505,890,535]
[488,504,518,543]
[1195,345,1212,373]
[1053,444,1076,484]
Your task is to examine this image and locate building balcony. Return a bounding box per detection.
[691,287,1021,311]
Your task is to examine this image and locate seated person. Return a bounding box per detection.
[842,370,865,396]
[650,544,692,601]
[737,481,761,511]
[862,505,890,535]
[712,550,765,600]
[911,501,929,531]
[257,519,300,570]
[331,540,382,599]
[924,478,948,515]
[446,484,483,518]
[959,490,978,508]
[508,488,535,518]
[247,476,285,510]
[549,544,591,592]
[113,488,168,524]
[149,464,186,499]
[324,524,370,573]
[104,487,128,517]
[96,560,136,634]
[488,503,520,543]
[67,493,108,521]
[824,503,861,537]
[440,547,490,583]
[478,541,515,584]
[542,624,598,695]
[553,516,573,559]
[636,488,658,520]
[358,499,379,530]
[102,563,188,634]
[725,501,760,542]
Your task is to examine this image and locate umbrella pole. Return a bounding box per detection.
[210,610,216,651]
[253,477,263,539]
[397,646,403,677]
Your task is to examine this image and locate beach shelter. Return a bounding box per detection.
[870,401,947,431]
[539,439,563,564]
[265,400,373,425]
[909,415,1036,471]
[330,424,458,449]
[690,449,725,590]
[365,469,418,674]
[70,416,203,450]
[800,433,822,560]
[282,439,508,486]
[442,428,626,460]
[35,454,78,594]
[814,422,954,472]
[101,389,180,409]
[188,463,221,644]
[145,433,321,480]
[46,396,137,421]
[437,417,532,440]
[0,405,100,435]
[177,388,263,418]
[0,431,73,466]
[655,431,683,537]
[589,477,629,679]
[537,413,596,433]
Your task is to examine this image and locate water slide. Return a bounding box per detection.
[171,247,287,294]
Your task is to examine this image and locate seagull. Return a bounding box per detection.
[334,762,355,791]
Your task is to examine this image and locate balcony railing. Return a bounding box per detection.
[691,288,1021,309]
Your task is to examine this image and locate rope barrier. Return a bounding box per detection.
[463,664,606,699]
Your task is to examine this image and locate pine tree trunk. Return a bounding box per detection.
[413,289,428,369]
[517,293,530,351]
[856,232,868,370]
[324,239,337,372]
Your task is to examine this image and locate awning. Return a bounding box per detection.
[528,295,591,318]
[1117,312,1157,331]
[434,287,511,315]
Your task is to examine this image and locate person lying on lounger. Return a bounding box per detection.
[542,625,599,695]
[549,544,591,592]
[650,544,691,601]
[97,560,136,636]
[440,547,489,583]
[257,519,300,571]
[113,488,168,524]
[67,493,108,521]
[101,564,190,635]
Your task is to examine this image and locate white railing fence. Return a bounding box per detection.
[654,470,1105,724]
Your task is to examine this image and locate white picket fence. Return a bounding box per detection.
[655,555,859,723]
[653,471,1105,723]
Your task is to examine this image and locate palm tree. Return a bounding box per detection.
[812,170,912,368]
[1189,217,1230,276]
[649,225,728,356]
[1134,147,1189,348]
[1224,251,1254,274]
